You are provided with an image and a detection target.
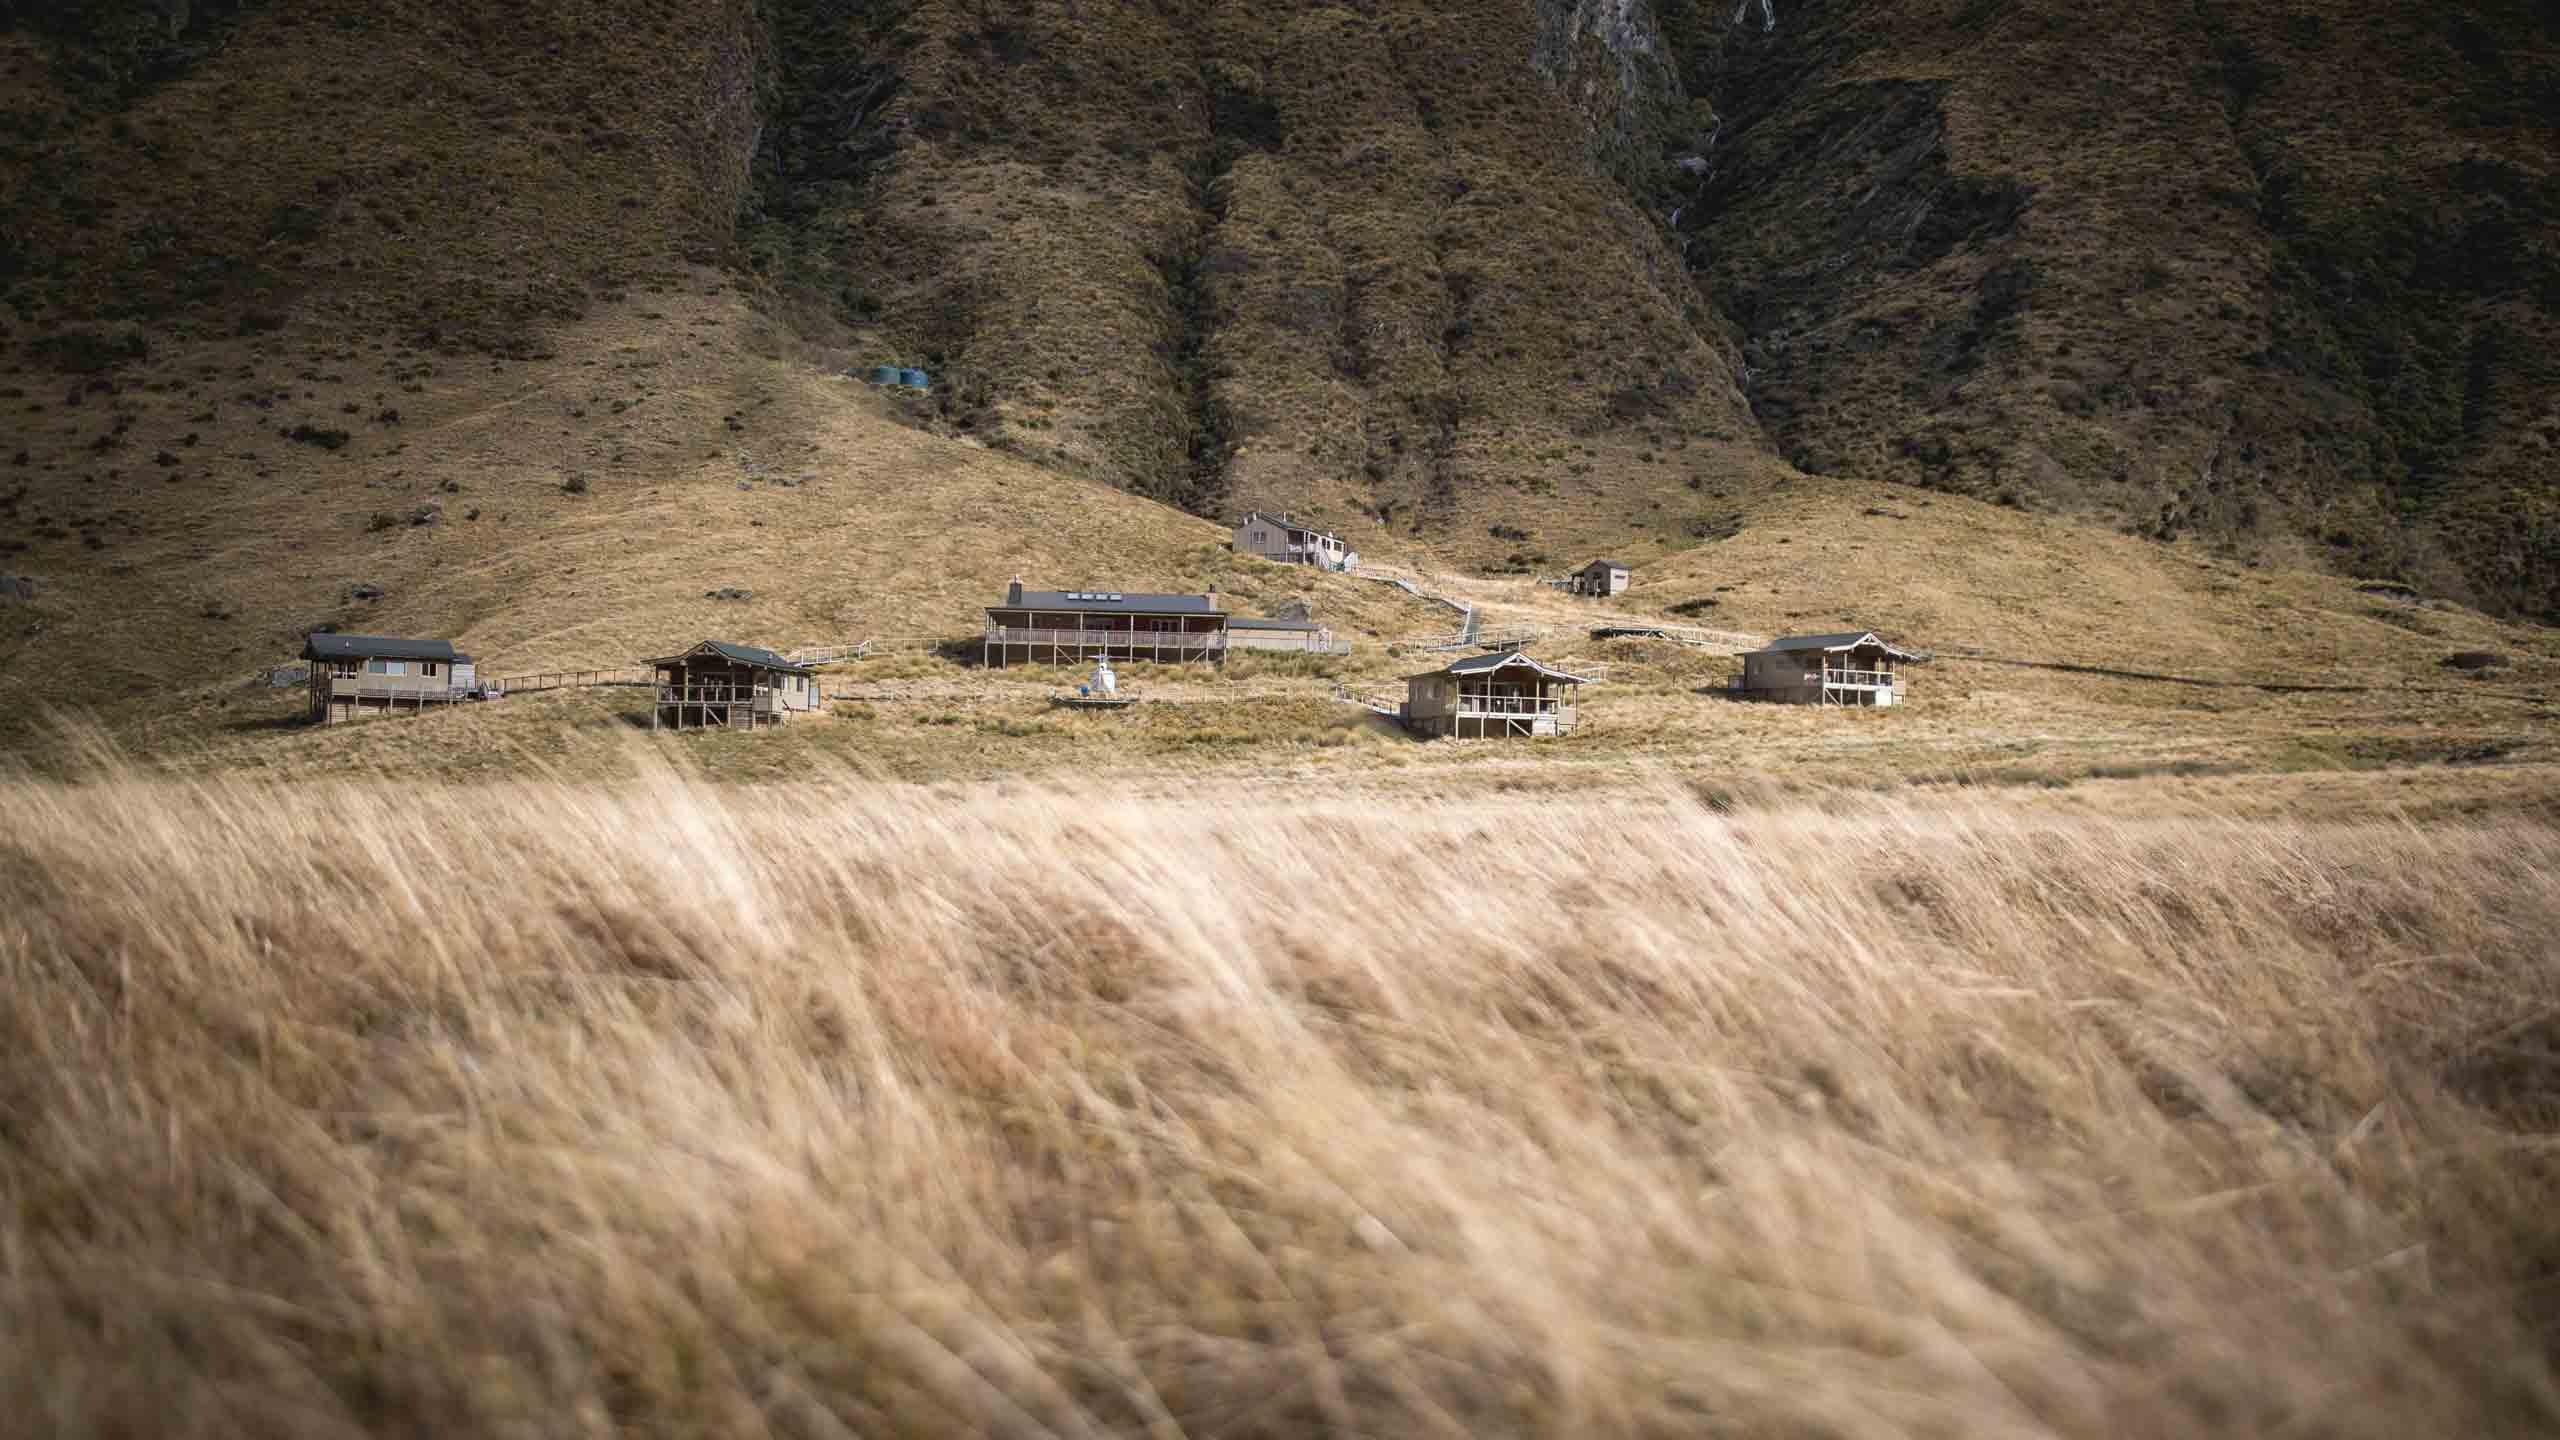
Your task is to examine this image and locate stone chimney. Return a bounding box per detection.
[1007,577,1023,605]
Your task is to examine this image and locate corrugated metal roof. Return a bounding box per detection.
[648,639,813,674]
[1407,651,1593,684]
[1756,631,1923,659]
[1236,509,1336,538]
[302,633,459,663]
[1582,560,1629,572]
[1764,632,1880,652]
[993,590,1226,616]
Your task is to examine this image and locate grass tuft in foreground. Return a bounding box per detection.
[4,760,2559,1434]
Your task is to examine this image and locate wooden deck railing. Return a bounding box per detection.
[321,685,474,705]
[658,684,776,707]
[1454,695,1571,716]
[985,627,1227,652]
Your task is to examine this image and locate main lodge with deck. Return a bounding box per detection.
[650,640,821,730]
[1736,631,1919,706]
[304,634,479,724]
[984,582,1231,667]
[1403,650,1590,738]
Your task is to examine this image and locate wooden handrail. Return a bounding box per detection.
[985,627,1226,646]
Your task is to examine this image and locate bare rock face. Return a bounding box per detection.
[1531,0,1699,201]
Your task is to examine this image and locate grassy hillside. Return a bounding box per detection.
[4,278,2553,810]
[0,280,1447,753]
[1,0,765,354]
[0,0,2553,801]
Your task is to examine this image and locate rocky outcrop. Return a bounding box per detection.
[1664,0,2560,619]
[1531,0,1701,205]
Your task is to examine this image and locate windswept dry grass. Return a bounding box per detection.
[5,762,2560,1435]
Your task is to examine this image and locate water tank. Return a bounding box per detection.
[868,365,902,386]
[900,367,931,390]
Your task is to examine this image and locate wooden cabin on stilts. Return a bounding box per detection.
[1735,631,1921,706]
[1401,651,1591,738]
[649,640,820,731]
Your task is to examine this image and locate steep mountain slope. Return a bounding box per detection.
[755,0,1769,571]
[1674,0,2560,615]
[4,0,2557,621]
[1,0,767,354]
[751,0,2560,610]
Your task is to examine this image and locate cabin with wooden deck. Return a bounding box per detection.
[649,640,820,730]
[1736,631,1919,706]
[1403,651,1590,738]
[304,633,478,724]
[1231,511,1355,571]
[983,582,1230,666]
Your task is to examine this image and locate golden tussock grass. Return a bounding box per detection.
[5,759,2560,1435]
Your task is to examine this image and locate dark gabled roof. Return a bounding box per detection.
[1406,650,1593,684]
[1236,509,1339,538]
[302,633,458,663]
[647,639,813,675]
[992,590,1227,617]
[1756,631,1922,659]
[1581,560,1629,572]
[1229,616,1321,631]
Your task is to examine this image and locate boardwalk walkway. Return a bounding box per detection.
[1362,566,1477,644]
[1587,622,1766,652]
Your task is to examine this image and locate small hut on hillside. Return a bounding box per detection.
[1570,561,1630,597]
[1403,651,1590,738]
[1735,631,1921,706]
[650,640,820,730]
[304,634,477,724]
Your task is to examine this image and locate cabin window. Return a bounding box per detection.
[365,659,407,676]
[421,661,440,678]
